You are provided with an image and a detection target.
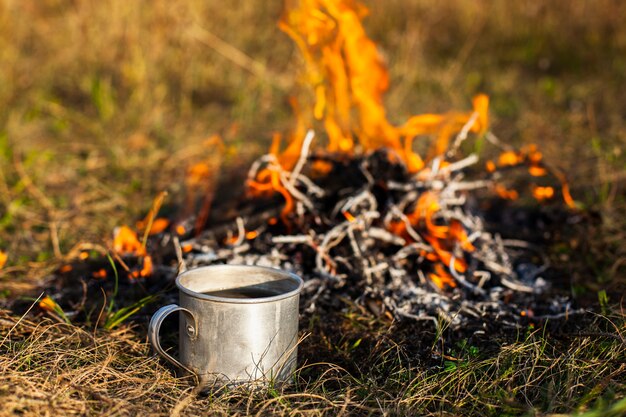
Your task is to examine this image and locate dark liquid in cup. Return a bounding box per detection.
[202,287,280,299]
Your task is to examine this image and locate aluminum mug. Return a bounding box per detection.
[148,264,303,386]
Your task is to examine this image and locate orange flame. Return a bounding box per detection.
[245,230,259,240]
[130,255,153,279]
[113,226,153,278]
[342,211,356,222]
[241,0,574,291]
[136,217,170,235]
[450,220,475,252]
[248,0,490,222]
[528,166,547,177]
[532,186,555,201]
[429,264,457,289]
[388,191,475,280]
[487,145,575,207]
[39,296,59,313]
[113,226,145,256]
[495,185,519,200]
[92,268,107,279]
[270,0,488,175]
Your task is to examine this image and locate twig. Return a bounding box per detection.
[289,130,315,187]
[141,191,168,249]
[173,236,187,274]
[447,112,479,157]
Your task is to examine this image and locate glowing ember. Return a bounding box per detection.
[486,145,575,207]
[498,151,521,166]
[38,296,59,312]
[532,186,555,201]
[343,211,356,222]
[112,226,153,278]
[92,268,107,279]
[136,218,170,235]
[429,264,457,289]
[245,230,259,240]
[113,226,145,256]
[529,166,548,177]
[130,255,153,279]
[495,185,520,201]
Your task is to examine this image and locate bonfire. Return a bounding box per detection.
[33,0,583,335]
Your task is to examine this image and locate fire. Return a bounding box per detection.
[532,186,555,201]
[248,0,491,229]
[244,0,578,292]
[245,0,495,290]
[273,0,488,174]
[385,191,474,275]
[450,220,475,252]
[486,145,575,207]
[245,230,259,240]
[112,225,153,278]
[79,1,577,301]
[429,264,457,289]
[495,185,519,201]
[136,218,170,235]
[39,296,59,313]
[498,151,523,167]
[130,255,153,279]
[113,226,145,256]
[342,211,356,222]
[92,268,107,279]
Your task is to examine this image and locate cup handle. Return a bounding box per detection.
[148,304,198,377]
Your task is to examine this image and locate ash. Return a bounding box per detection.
[170,131,580,331]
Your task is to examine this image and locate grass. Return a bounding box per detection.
[0,306,624,416]
[0,0,625,415]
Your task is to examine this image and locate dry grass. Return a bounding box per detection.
[1,0,625,415]
[1,308,624,416]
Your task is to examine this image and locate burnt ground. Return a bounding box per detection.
[9,152,620,404]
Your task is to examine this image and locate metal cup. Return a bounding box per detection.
[148,264,303,387]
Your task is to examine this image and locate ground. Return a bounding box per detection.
[0,0,625,416]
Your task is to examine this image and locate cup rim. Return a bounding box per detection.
[175,264,304,304]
